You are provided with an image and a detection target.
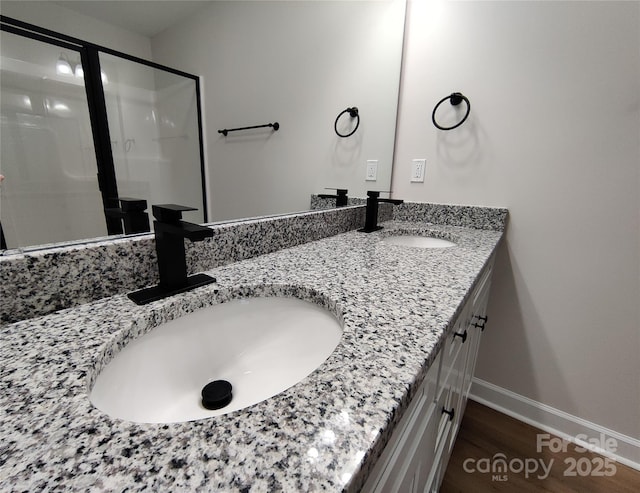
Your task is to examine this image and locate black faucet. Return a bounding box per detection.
[105,197,150,234]
[128,204,215,305]
[318,188,349,207]
[359,191,404,233]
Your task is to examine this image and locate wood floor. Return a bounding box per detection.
[441,400,640,492]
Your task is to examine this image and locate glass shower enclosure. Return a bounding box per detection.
[0,17,207,251]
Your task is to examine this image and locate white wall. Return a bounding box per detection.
[394,0,640,444]
[150,0,405,221]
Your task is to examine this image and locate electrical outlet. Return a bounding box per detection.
[411,159,426,183]
[366,160,378,181]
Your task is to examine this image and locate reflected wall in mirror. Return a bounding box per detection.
[0,0,406,253]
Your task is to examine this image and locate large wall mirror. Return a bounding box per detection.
[0,0,406,253]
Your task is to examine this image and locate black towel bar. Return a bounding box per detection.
[218,122,279,136]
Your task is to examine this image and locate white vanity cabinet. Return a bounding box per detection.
[363,257,494,493]
[363,349,442,493]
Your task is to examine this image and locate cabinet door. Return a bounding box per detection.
[430,259,495,491]
[365,257,497,493]
[390,395,441,493]
[425,387,454,492]
[439,308,471,453]
[364,351,441,493]
[461,260,494,405]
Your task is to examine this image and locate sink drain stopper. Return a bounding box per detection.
[201,380,233,410]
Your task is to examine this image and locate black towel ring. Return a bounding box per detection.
[334,107,360,138]
[432,92,470,131]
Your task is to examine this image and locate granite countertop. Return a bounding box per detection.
[1,220,503,492]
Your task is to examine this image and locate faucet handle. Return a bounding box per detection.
[118,197,148,212]
[366,190,402,204]
[324,187,348,194]
[152,204,197,223]
[367,190,395,195]
[321,188,349,206]
[366,190,395,198]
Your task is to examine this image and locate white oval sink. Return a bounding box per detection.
[90,296,342,423]
[381,235,456,248]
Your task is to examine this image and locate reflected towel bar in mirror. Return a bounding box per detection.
[218,122,280,136]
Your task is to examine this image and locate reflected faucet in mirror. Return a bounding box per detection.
[317,188,349,207]
[128,204,215,305]
[105,198,150,235]
[359,191,404,233]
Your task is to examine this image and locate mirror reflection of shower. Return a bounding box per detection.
[0,26,206,250]
[100,52,203,227]
[56,51,107,83]
[0,33,107,249]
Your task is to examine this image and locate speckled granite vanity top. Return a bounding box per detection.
[1,220,503,492]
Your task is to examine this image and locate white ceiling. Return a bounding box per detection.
[53,1,212,38]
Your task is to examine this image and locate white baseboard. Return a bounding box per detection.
[470,377,640,472]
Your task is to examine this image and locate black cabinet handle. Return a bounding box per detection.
[472,314,489,331]
[454,330,467,343]
[442,406,455,421]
